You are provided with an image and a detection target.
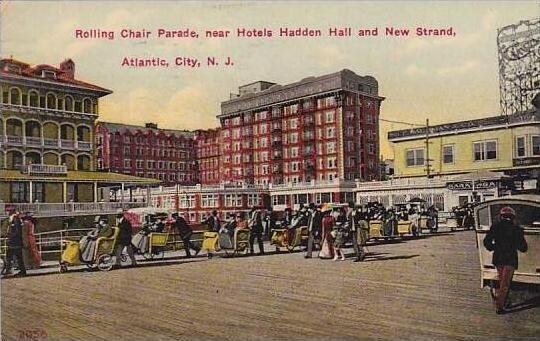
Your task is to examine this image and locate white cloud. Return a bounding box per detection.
[436,60,479,76]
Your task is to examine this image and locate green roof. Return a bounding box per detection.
[0,169,160,185]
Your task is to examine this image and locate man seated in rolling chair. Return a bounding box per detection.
[79,216,114,263]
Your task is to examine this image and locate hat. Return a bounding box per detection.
[321,203,333,213]
[171,212,179,218]
[500,206,516,218]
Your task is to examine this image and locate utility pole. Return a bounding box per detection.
[425,118,432,178]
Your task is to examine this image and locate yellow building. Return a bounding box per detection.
[0,58,157,218]
[388,109,540,179]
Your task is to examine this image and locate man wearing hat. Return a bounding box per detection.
[304,203,322,258]
[2,210,26,277]
[203,210,221,232]
[483,206,528,314]
[172,212,200,258]
[115,210,137,268]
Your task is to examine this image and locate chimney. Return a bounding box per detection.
[145,123,158,129]
[60,59,75,79]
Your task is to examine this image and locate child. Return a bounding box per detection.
[332,224,346,261]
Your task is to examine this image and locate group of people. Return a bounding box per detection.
[1,210,42,277]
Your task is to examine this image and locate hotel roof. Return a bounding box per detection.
[0,57,112,95]
[98,121,195,138]
[387,108,540,142]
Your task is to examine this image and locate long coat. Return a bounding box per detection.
[117,218,133,246]
[483,219,528,269]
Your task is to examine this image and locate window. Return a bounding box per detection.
[224,194,242,207]
[325,111,335,123]
[406,148,425,167]
[442,145,454,164]
[515,137,526,157]
[179,195,195,208]
[201,194,219,208]
[11,182,28,203]
[474,140,497,161]
[533,136,540,156]
[247,194,261,207]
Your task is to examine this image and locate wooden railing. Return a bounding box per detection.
[0,202,147,218]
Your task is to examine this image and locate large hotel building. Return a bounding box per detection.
[219,69,383,185]
[121,69,385,221]
[97,69,384,188]
[0,58,155,224]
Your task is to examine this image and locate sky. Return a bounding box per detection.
[1,1,538,158]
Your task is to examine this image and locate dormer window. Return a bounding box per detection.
[6,64,21,73]
[42,70,57,79]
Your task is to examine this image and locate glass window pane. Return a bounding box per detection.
[532,136,540,156]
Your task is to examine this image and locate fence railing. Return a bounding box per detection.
[1,228,206,261]
[0,202,147,218]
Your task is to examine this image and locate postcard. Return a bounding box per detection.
[1,1,539,340]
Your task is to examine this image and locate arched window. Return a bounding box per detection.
[7,150,24,169]
[29,91,39,107]
[10,88,21,105]
[77,155,91,171]
[83,98,92,114]
[77,126,91,141]
[25,151,42,165]
[65,96,74,111]
[46,93,57,109]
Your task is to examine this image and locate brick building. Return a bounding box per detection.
[96,122,198,186]
[219,69,384,186]
[194,128,221,185]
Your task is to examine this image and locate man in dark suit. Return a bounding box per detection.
[483,206,528,314]
[2,210,26,277]
[172,212,200,258]
[248,208,264,255]
[204,210,221,232]
[305,203,322,258]
[115,211,137,268]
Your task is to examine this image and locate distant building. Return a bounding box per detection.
[194,128,221,185]
[219,69,384,186]
[388,109,539,180]
[96,122,198,186]
[0,57,155,218]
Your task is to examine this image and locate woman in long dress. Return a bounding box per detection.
[21,213,42,269]
[80,216,113,262]
[318,205,336,259]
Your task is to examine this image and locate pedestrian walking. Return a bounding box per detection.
[346,202,362,262]
[483,206,528,314]
[172,212,200,258]
[248,208,264,255]
[115,211,137,268]
[305,203,322,258]
[2,211,26,277]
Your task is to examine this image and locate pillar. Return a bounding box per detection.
[93,181,98,202]
[29,181,33,203]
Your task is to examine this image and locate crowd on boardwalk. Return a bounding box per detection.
[0,200,532,315]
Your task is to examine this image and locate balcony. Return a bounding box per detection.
[21,164,68,175]
[0,202,146,219]
[2,135,93,151]
[1,102,98,118]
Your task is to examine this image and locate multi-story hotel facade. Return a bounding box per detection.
[96,122,197,186]
[0,58,155,221]
[194,128,221,186]
[218,69,384,186]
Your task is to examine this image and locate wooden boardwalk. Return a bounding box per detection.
[1,230,539,341]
